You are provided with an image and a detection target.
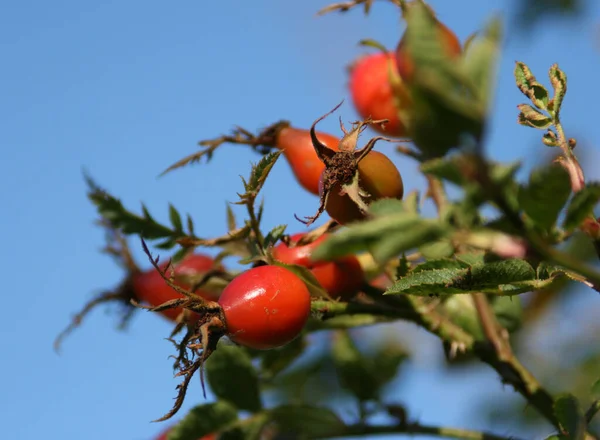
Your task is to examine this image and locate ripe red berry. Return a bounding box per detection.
[132,253,221,322]
[319,150,404,225]
[349,52,409,137]
[274,125,339,195]
[273,233,364,300]
[218,265,311,350]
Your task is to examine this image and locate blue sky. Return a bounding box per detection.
[2,1,600,439]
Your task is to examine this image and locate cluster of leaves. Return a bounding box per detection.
[71,1,600,440]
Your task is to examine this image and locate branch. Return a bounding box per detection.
[323,422,524,440]
[472,293,558,427]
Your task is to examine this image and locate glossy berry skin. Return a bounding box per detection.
[395,20,461,82]
[219,265,311,350]
[320,150,404,225]
[132,253,220,322]
[349,52,408,137]
[275,126,339,195]
[273,233,364,301]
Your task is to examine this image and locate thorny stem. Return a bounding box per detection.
[321,422,524,440]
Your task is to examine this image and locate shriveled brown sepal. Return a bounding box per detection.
[296,103,394,226]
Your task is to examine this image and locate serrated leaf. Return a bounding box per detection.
[167,401,238,440]
[517,104,552,129]
[563,183,600,232]
[169,204,183,232]
[514,61,549,110]
[388,259,536,296]
[331,331,378,401]
[205,343,262,412]
[260,336,306,380]
[418,240,455,260]
[388,267,468,295]
[456,252,486,266]
[245,151,281,195]
[549,64,567,118]
[554,394,585,440]
[263,224,287,249]
[519,164,571,231]
[270,405,345,437]
[411,259,469,273]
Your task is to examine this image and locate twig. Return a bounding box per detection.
[472,293,558,427]
[321,421,524,440]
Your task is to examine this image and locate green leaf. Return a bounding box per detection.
[543,129,559,147]
[226,204,237,231]
[331,330,378,401]
[312,211,435,260]
[403,3,485,157]
[518,164,571,232]
[491,295,523,332]
[387,259,536,296]
[273,261,330,299]
[260,336,306,380]
[418,240,455,260]
[462,16,502,111]
[218,413,270,440]
[368,198,410,216]
[371,340,409,390]
[388,267,468,295]
[368,221,448,264]
[411,259,469,273]
[167,401,238,440]
[554,394,585,440]
[269,404,345,437]
[514,61,550,110]
[169,204,183,232]
[205,343,262,412]
[87,183,175,240]
[244,151,281,196]
[563,183,600,232]
[549,64,567,118]
[517,104,552,129]
[421,155,521,188]
[456,252,486,266]
[442,295,483,339]
[263,224,287,249]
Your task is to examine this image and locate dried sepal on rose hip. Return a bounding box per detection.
[53,231,225,352]
[296,103,404,226]
[150,256,311,422]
